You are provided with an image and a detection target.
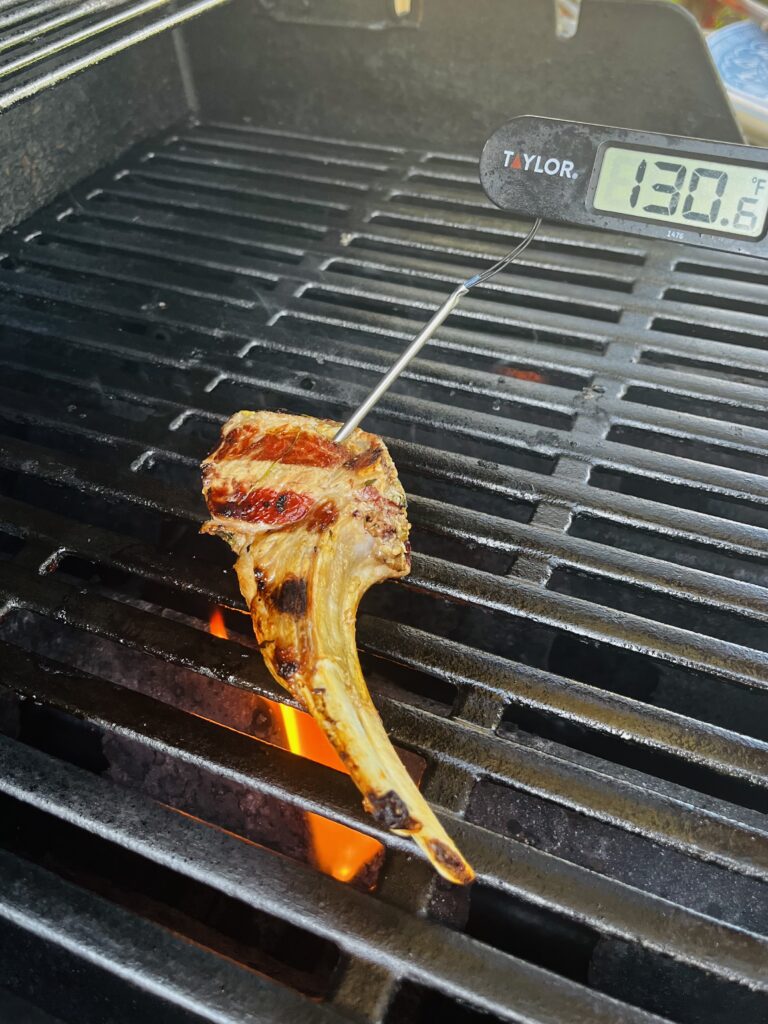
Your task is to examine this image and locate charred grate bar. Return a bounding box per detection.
[0,121,766,1024]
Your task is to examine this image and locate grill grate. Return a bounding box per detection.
[0,121,767,1024]
[0,0,227,110]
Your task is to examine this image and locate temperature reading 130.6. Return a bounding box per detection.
[592,146,768,238]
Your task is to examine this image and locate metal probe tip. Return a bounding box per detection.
[333,218,542,444]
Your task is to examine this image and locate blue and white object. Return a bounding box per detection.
[709,18,768,144]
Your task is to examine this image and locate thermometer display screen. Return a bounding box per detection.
[592,146,768,238]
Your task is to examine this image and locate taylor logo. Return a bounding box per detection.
[503,150,578,179]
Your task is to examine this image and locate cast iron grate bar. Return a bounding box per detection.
[0,121,767,1024]
[0,0,231,110]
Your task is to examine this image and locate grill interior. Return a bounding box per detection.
[0,0,223,112]
[1,43,768,1024]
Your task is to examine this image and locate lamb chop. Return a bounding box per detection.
[201,410,474,885]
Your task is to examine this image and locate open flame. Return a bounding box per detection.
[278,703,382,883]
[208,608,382,884]
[208,607,228,639]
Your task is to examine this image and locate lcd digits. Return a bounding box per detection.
[593,147,768,238]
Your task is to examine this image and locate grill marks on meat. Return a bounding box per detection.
[306,499,339,532]
[218,424,345,467]
[208,484,314,526]
[201,410,474,885]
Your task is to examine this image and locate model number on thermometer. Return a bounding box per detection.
[593,146,768,238]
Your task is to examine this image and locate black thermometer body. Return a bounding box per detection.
[480,116,768,257]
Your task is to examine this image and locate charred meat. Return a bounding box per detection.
[201,410,474,885]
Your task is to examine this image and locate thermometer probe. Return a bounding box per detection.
[333,217,542,442]
[335,115,768,441]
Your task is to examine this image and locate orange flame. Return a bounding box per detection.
[208,607,228,638]
[278,702,383,883]
[208,607,382,884]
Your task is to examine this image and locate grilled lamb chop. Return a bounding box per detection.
[201,410,474,885]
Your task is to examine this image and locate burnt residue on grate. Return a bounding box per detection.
[0,122,767,1024]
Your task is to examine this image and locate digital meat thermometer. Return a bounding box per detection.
[334,116,768,441]
[480,115,768,256]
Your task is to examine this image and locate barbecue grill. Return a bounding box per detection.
[0,1,767,1022]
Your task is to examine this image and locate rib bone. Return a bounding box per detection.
[201,410,474,885]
